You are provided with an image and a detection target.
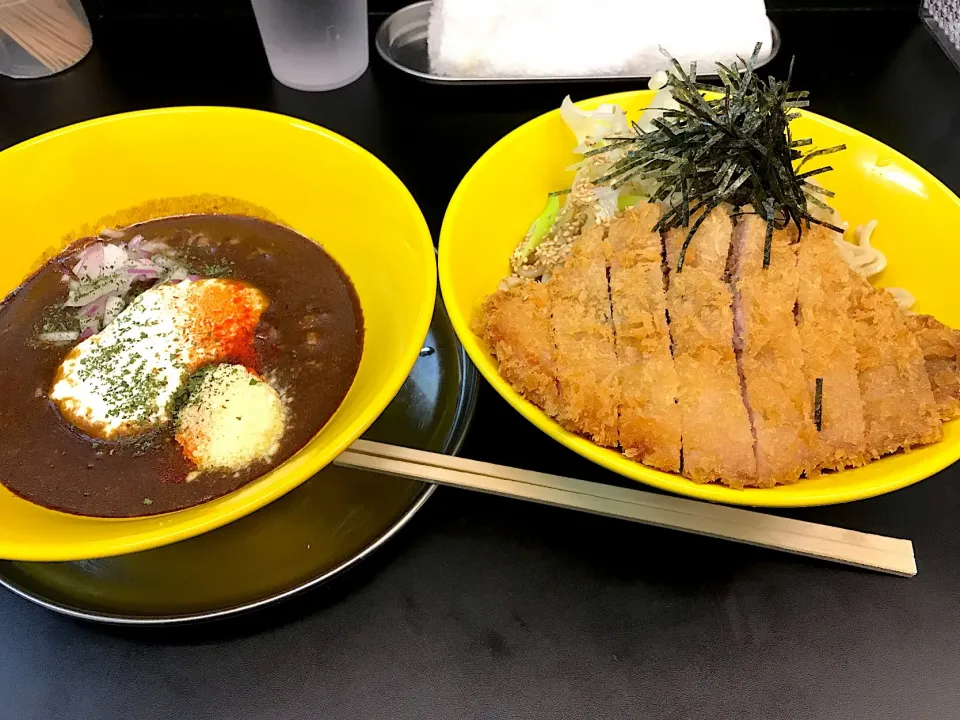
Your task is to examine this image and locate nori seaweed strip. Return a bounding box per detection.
[590,49,845,269]
[762,198,776,269]
[814,378,824,432]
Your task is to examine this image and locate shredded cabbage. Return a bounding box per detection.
[634,85,680,134]
[511,87,680,278]
[559,96,628,147]
[557,83,679,222]
[592,186,620,221]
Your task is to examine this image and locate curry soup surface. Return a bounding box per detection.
[0,215,363,517]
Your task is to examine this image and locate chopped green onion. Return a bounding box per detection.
[517,195,560,261]
[617,194,646,211]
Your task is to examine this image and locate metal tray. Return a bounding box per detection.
[376,1,780,85]
[0,292,477,625]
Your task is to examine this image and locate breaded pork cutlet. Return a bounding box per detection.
[664,205,731,277]
[905,313,960,421]
[477,198,956,489]
[795,224,867,470]
[476,281,560,418]
[731,216,819,486]
[665,208,757,487]
[607,204,682,472]
[847,271,942,458]
[549,225,620,447]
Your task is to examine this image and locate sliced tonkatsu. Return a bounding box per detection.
[906,313,960,421]
[665,208,757,487]
[548,225,621,447]
[476,280,560,418]
[607,204,682,472]
[847,271,942,458]
[731,216,819,485]
[664,205,731,277]
[794,224,868,470]
[478,198,957,491]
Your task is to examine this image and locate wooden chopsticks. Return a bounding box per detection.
[334,440,917,577]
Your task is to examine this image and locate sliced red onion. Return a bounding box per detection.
[101,243,129,271]
[139,240,171,254]
[56,235,208,340]
[126,266,160,277]
[152,254,178,269]
[55,258,77,281]
[81,298,106,317]
[104,296,125,326]
[73,242,105,278]
[37,330,80,344]
[63,273,135,308]
[65,275,128,308]
[80,311,102,334]
[77,241,103,264]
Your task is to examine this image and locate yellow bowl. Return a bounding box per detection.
[0,107,436,560]
[440,90,960,508]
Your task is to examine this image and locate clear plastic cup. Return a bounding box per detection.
[0,0,92,79]
[251,0,369,92]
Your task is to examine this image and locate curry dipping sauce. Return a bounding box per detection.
[0,215,364,517]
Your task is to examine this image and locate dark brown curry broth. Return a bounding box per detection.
[0,215,364,518]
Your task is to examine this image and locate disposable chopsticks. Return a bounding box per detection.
[334,440,917,577]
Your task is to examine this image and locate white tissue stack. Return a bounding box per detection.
[427,0,773,78]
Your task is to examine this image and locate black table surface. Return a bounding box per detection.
[2,8,960,720]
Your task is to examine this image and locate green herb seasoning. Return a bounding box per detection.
[168,364,218,420]
[176,247,234,278]
[37,307,81,335]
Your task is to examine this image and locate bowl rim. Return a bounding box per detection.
[439,89,960,508]
[0,106,438,561]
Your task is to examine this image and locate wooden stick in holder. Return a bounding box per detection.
[0,0,91,73]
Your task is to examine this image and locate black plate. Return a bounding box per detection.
[0,292,477,624]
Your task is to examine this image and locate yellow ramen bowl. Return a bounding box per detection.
[0,107,436,560]
[440,90,960,508]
